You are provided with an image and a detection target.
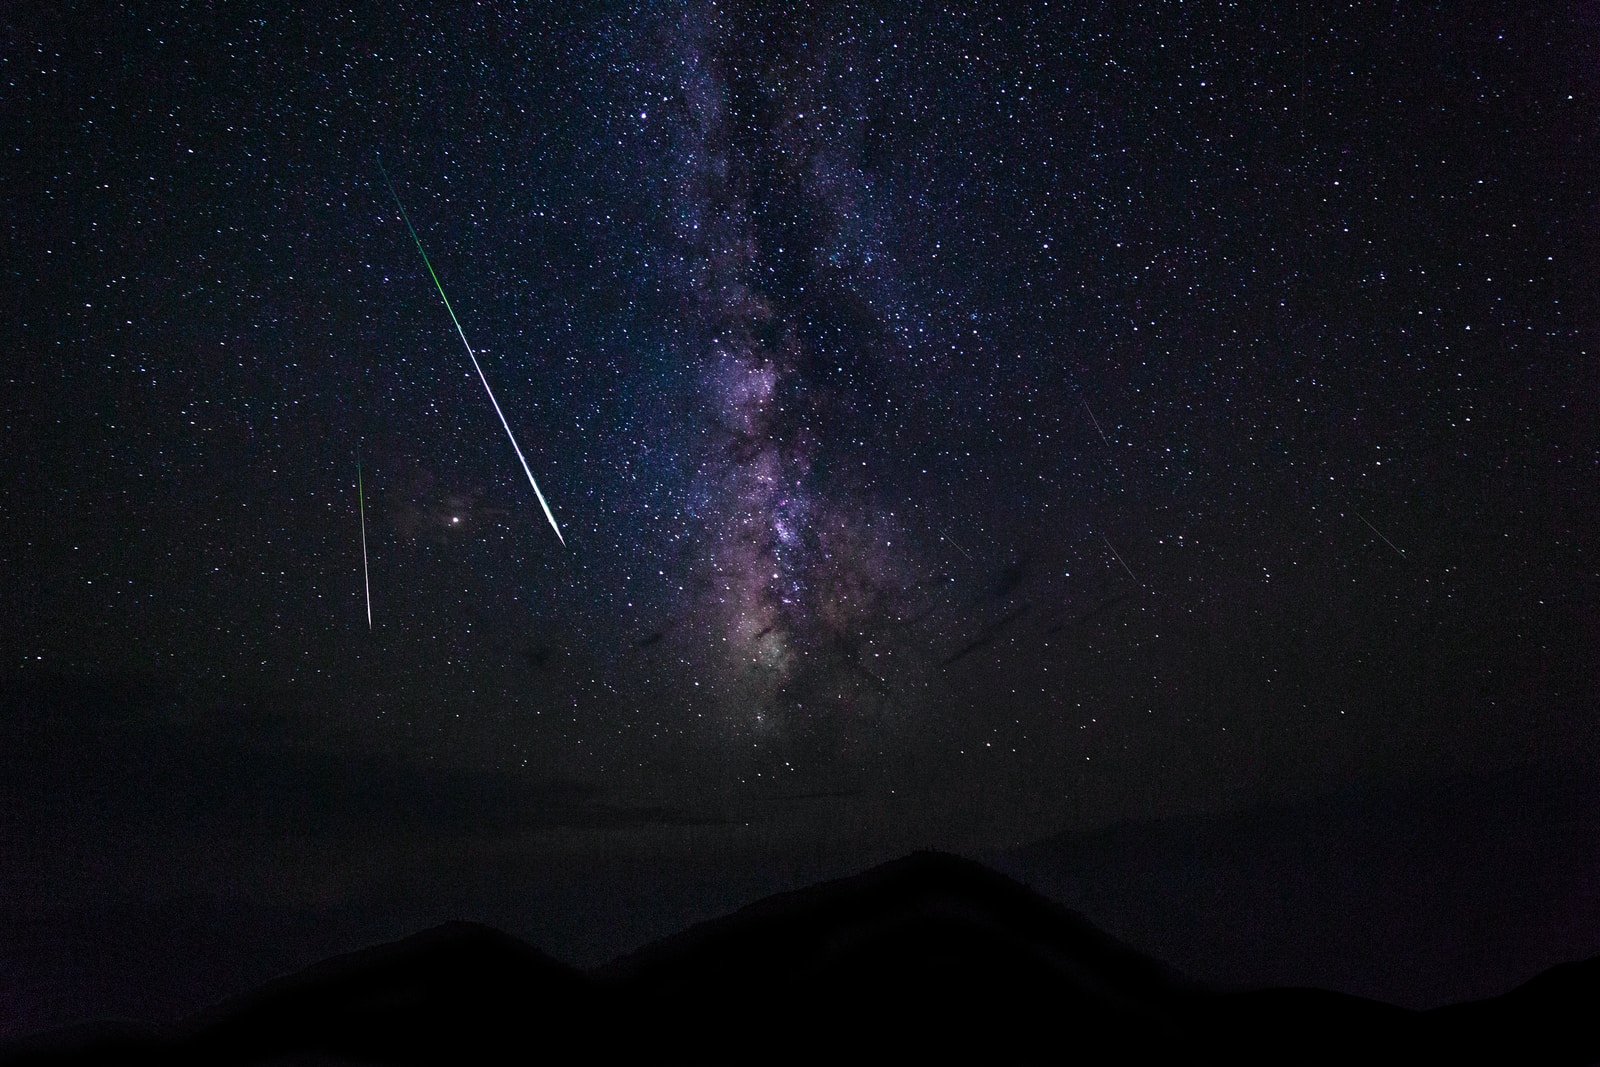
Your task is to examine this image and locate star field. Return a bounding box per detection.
[5,0,1597,876]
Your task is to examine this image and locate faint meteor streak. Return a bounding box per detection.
[357,460,373,629]
[1102,533,1138,582]
[1354,510,1406,559]
[377,160,566,547]
[1080,396,1112,449]
[942,532,974,561]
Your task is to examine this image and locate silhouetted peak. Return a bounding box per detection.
[8,855,1600,1065]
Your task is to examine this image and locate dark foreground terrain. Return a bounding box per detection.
[5,852,1597,1065]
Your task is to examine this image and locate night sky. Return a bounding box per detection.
[4,0,1598,1030]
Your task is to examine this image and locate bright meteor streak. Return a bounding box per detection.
[358,459,373,629]
[377,160,566,547]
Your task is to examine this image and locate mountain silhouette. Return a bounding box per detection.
[4,852,1596,1065]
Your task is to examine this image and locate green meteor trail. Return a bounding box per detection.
[378,159,566,547]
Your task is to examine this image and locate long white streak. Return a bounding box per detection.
[379,160,566,547]
[1355,511,1406,559]
[456,323,567,547]
[1102,533,1137,582]
[358,460,373,629]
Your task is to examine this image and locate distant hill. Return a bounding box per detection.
[5,852,1597,1065]
[991,757,1600,1008]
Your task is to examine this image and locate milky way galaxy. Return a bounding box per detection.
[646,4,933,733]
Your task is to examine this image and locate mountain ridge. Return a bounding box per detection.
[5,851,1596,1065]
